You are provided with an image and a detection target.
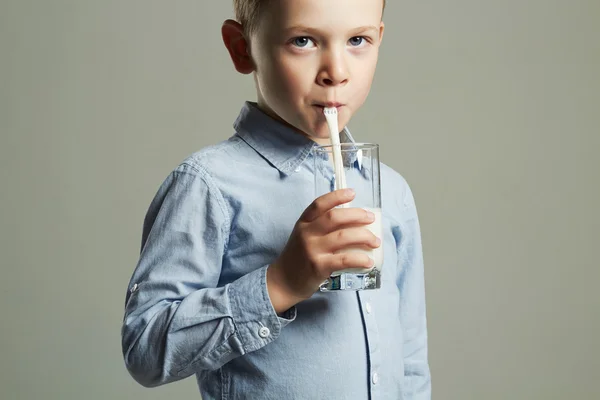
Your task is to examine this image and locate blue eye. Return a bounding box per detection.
[293,37,315,48]
[349,36,365,46]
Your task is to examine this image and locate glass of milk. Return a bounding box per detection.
[312,143,383,291]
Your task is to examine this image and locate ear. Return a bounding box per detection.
[222,19,255,74]
[379,21,385,44]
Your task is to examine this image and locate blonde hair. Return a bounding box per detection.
[233,0,386,35]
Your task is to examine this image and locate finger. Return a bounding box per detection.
[299,189,355,223]
[314,207,375,233]
[323,227,381,252]
[321,252,374,275]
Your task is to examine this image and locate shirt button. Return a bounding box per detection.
[365,302,372,314]
[294,167,301,172]
[258,326,271,338]
[130,283,138,293]
[372,372,379,385]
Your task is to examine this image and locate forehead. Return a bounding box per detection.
[261,0,383,31]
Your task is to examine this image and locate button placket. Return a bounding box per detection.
[357,291,381,398]
[372,372,379,385]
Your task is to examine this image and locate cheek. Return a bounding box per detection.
[258,56,304,100]
[277,58,311,95]
[351,58,378,102]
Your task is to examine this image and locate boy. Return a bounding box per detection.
[121,0,431,398]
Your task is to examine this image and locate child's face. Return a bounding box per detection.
[250,0,384,143]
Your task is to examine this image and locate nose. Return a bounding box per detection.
[316,49,349,87]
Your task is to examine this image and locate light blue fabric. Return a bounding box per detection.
[122,102,431,399]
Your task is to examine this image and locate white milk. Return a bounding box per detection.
[332,207,383,276]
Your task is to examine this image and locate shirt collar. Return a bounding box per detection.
[234,102,356,176]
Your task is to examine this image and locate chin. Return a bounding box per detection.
[309,123,335,139]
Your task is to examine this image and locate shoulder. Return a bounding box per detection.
[380,163,414,203]
[150,135,247,203]
[178,135,246,175]
[380,162,418,220]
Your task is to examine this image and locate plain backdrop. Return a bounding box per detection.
[1,0,599,399]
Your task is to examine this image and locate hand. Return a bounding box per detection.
[267,188,381,313]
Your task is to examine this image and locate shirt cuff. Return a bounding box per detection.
[227,265,296,354]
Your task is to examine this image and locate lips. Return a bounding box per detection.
[313,102,344,108]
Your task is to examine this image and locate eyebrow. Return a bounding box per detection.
[284,25,379,36]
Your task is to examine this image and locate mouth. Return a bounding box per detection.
[313,102,344,111]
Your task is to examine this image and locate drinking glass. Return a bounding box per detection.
[312,143,383,291]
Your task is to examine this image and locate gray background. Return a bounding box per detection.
[1,0,599,399]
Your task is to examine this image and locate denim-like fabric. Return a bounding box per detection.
[122,102,431,399]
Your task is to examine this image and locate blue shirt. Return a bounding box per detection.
[122,102,431,399]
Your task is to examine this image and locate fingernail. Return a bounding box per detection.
[345,189,355,197]
[375,237,381,246]
[366,211,375,220]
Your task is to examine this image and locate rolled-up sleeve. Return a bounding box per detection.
[121,163,295,388]
[397,180,431,399]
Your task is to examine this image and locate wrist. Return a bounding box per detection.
[266,264,305,314]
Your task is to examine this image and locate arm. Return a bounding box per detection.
[397,182,431,399]
[121,163,294,388]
